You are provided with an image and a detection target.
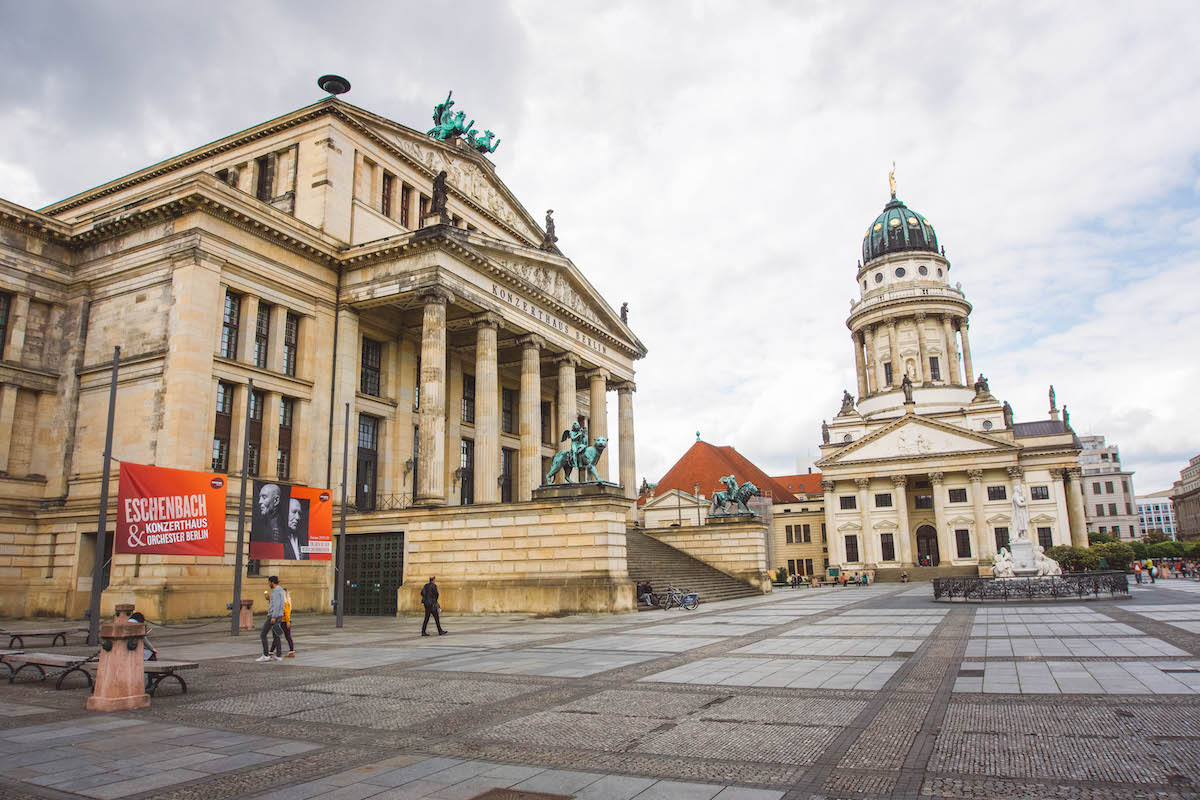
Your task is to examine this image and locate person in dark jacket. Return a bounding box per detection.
[420,576,447,637]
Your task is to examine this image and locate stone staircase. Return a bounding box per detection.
[625,529,763,609]
[872,565,980,583]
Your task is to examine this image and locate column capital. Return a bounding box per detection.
[418,286,453,306]
[516,333,547,351]
[967,469,984,483]
[886,316,898,327]
[585,368,610,382]
[960,318,970,331]
[914,312,927,322]
[820,479,836,493]
[890,474,908,488]
[554,353,581,369]
[1049,467,1068,480]
[1065,466,1083,480]
[928,471,944,485]
[854,477,871,490]
[1006,465,1024,481]
[941,313,955,325]
[470,311,503,330]
[613,380,636,395]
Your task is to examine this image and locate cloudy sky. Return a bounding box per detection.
[2,1,1199,494]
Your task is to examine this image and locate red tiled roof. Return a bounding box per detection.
[770,473,824,497]
[638,441,799,506]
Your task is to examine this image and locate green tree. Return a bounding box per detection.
[1130,541,1150,560]
[1092,541,1134,571]
[1089,532,1118,545]
[1046,545,1100,572]
[1146,530,1170,544]
[1148,541,1185,559]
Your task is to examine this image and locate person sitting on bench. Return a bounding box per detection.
[129,612,158,661]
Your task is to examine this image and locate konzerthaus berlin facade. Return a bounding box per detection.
[0,95,646,619]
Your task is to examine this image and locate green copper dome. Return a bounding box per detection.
[862,195,939,265]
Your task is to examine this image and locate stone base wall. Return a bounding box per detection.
[397,484,635,613]
[644,518,772,592]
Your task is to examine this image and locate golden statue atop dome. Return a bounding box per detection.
[888,162,897,198]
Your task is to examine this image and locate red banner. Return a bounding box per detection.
[249,481,333,561]
[115,463,227,557]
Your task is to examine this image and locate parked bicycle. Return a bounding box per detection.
[658,585,700,610]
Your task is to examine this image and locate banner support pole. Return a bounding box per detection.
[86,346,120,646]
[336,403,349,628]
[230,378,254,636]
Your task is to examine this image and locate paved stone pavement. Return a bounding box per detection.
[2,579,1200,799]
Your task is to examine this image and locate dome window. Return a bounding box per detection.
[918,265,928,276]
[863,281,868,289]
[907,216,918,225]
[889,218,901,227]
[937,268,943,277]
[874,273,883,284]
[873,223,883,232]
[895,267,906,278]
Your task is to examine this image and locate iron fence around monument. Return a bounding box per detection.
[932,571,1129,602]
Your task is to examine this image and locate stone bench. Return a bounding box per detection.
[2,629,84,648]
[143,660,199,696]
[4,651,99,689]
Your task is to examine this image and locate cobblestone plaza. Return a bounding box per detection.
[2,583,1200,799]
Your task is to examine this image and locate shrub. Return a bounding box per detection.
[1091,541,1134,571]
[1148,541,1186,559]
[1089,532,1118,545]
[773,565,789,583]
[1130,541,1150,560]
[1045,545,1099,572]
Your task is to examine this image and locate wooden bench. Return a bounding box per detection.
[2,629,84,648]
[5,652,98,689]
[143,660,198,696]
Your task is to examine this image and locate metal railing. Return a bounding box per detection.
[850,285,966,315]
[932,571,1129,602]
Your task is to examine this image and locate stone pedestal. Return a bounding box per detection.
[239,599,254,631]
[86,604,150,712]
[1009,538,1038,576]
[533,481,624,502]
[421,212,450,228]
[644,516,772,593]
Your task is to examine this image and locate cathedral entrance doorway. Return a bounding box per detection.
[916,525,940,567]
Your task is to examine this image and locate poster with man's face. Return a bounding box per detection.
[249,481,332,561]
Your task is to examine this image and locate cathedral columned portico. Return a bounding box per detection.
[817,175,1083,576]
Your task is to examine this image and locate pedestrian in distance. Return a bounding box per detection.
[266,581,296,657]
[1133,561,1142,584]
[421,575,447,637]
[257,575,286,662]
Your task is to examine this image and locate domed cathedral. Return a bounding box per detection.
[814,173,1088,579]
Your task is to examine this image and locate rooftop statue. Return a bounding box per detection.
[620,302,628,324]
[974,374,990,395]
[889,162,898,198]
[901,374,914,403]
[431,170,449,214]
[821,419,830,445]
[541,209,560,253]
[1002,400,1014,429]
[545,423,607,484]
[1062,405,1070,428]
[467,128,501,155]
[710,475,761,516]
[1049,385,1057,412]
[839,390,855,415]
[427,90,477,142]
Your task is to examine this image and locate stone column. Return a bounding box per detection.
[941,315,961,385]
[930,471,953,563]
[887,317,899,387]
[416,288,451,506]
[615,382,637,499]
[863,325,878,394]
[852,332,868,400]
[969,469,990,560]
[4,295,30,360]
[262,393,281,479]
[268,304,288,373]
[1050,467,1071,546]
[822,480,841,569]
[1066,467,1088,548]
[914,313,928,383]
[587,369,610,480]
[236,295,260,363]
[0,384,18,472]
[517,334,545,501]
[892,475,913,566]
[555,354,580,439]
[856,478,875,565]
[959,319,974,387]
[472,312,502,504]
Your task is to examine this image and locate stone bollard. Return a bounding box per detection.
[86,603,149,712]
[239,599,255,631]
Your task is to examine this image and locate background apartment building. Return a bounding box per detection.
[1078,435,1139,539]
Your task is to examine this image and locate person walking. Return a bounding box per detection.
[257,575,286,662]
[281,581,295,657]
[1133,561,1142,584]
[1146,559,1157,584]
[420,576,447,637]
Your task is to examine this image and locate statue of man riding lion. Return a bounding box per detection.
[545,422,608,484]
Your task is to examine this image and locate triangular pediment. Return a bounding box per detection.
[818,414,1018,466]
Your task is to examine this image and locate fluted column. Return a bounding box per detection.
[473,312,502,504]
[1066,467,1088,548]
[887,317,899,387]
[959,319,974,387]
[822,480,841,569]
[236,295,260,363]
[914,313,928,383]
[856,478,875,565]
[969,469,990,560]
[262,392,281,479]
[416,288,451,506]
[941,315,961,385]
[0,384,19,472]
[587,369,610,480]
[930,471,952,564]
[852,332,868,400]
[1050,467,1071,546]
[555,354,580,440]
[892,475,913,566]
[864,325,878,394]
[517,334,545,500]
[615,382,636,499]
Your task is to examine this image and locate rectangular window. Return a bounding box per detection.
[788,559,797,576]
[840,496,857,510]
[276,450,290,482]
[419,194,429,220]
[400,183,412,227]
[357,414,379,512]
[213,381,234,472]
[215,381,235,415]
[1108,503,1118,516]
[253,303,271,368]
[805,558,814,576]
[955,529,971,558]
[884,362,893,385]
[249,389,264,421]
[277,396,293,481]
[1098,526,1106,533]
[1129,525,1136,537]
[211,438,229,473]
[821,523,826,543]
[412,425,419,503]
[914,494,933,509]
[1122,480,1129,494]
[381,172,394,217]
[994,527,1010,552]
[1096,504,1104,517]
[413,356,421,409]
[1031,485,1049,501]
[460,438,475,506]
[500,447,515,503]
[0,293,9,358]
[1037,526,1053,550]
[844,535,859,563]
[282,312,299,377]
[1105,481,1114,494]
[255,154,274,201]
[1125,502,1132,515]
[875,493,893,508]
[948,487,967,503]
[785,525,794,544]
[220,291,240,359]
[502,388,516,434]
[802,523,811,543]
[361,338,382,396]
[881,533,895,562]
[246,443,260,477]
[987,485,1007,501]
[541,401,552,444]
[1092,482,1102,494]
[929,357,941,381]
[246,559,261,577]
[462,374,476,424]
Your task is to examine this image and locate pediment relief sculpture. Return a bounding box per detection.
[491,256,606,328]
